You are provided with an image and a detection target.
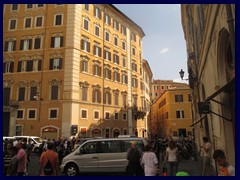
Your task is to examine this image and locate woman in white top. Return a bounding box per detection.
[163,140,178,176]
[141,144,159,176]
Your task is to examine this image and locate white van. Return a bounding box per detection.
[13,136,44,152]
[60,137,147,176]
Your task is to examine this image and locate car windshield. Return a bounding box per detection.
[33,137,43,143]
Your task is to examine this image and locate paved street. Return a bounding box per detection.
[27,153,203,176]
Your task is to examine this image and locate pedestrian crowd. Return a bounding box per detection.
[3,136,235,176]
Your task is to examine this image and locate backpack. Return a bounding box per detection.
[44,154,53,175]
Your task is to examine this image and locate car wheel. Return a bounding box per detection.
[65,163,79,176]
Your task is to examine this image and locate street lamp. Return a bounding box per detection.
[179,69,188,81]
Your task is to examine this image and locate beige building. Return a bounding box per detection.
[150,86,192,138]
[181,4,235,167]
[3,4,151,139]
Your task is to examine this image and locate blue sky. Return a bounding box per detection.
[114,4,188,82]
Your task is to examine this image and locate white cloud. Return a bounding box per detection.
[160,48,170,54]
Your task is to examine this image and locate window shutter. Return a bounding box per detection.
[87,41,90,52]
[38,60,42,71]
[103,92,106,104]
[34,38,41,49]
[60,36,63,47]
[126,76,128,84]
[118,73,120,82]
[29,39,32,50]
[104,50,106,59]
[9,62,14,72]
[18,87,25,101]
[93,45,96,55]
[59,58,62,69]
[49,59,53,70]
[13,41,16,51]
[99,66,101,76]
[27,60,33,71]
[109,93,111,104]
[51,37,55,48]
[98,90,101,103]
[109,53,111,61]
[99,47,102,57]
[5,42,8,51]
[109,70,112,80]
[3,63,6,73]
[20,40,24,50]
[17,61,22,72]
[81,39,84,50]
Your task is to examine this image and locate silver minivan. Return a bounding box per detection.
[60,137,147,176]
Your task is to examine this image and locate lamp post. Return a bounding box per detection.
[179,69,188,81]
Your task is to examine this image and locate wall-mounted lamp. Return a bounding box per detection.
[179,69,188,81]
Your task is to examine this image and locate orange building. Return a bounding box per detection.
[3,4,151,139]
[150,86,193,138]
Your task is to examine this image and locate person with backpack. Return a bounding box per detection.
[39,142,59,176]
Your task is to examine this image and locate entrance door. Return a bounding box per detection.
[178,128,186,137]
[3,112,10,136]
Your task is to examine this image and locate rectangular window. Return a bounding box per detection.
[104,14,111,25]
[17,110,24,119]
[51,85,58,100]
[123,112,127,121]
[132,47,136,56]
[188,94,192,102]
[55,14,62,26]
[122,41,126,50]
[9,19,17,30]
[28,109,36,119]
[92,89,101,103]
[18,87,25,101]
[16,125,23,136]
[104,50,111,61]
[3,87,11,106]
[93,64,101,76]
[51,36,63,48]
[93,111,100,120]
[81,39,90,52]
[132,78,138,88]
[131,32,136,42]
[105,31,110,42]
[122,57,126,67]
[49,58,62,70]
[3,62,14,73]
[94,25,100,37]
[114,113,118,120]
[104,69,111,79]
[81,109,88,119]
[122,94,127,107]
[132,63,137,72]
[81,60,88,73]
[94,46,101,57]
[5,40,16,52]
[83,18,89,31]
[113,54,119,64]
[26,4,33,9]
[114,72,120,82]
[81,87,88,101]
[34,37,41,49]
[105,112,110,120]
[114,36,118,46]
[176,110,185,119]
[36,16,43,27]
[114,93,119,105]
[121,25,126,35]
[94,6,101,19]
[30,87,37,101]
[122,74,128,84]
[84,4,89,11]
[25,60,33,70]
[113,20,119,31]
[25,18,31,28]
[49,109,58,119]
[12,4,18,11]
[20,39,32,50]
[175,94,183,102]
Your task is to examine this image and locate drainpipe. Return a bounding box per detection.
[226,4,235,68]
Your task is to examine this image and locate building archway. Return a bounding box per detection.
[41,125,59,140]
[217,28,235,166]
[112,128,120,137]
[92,128,101,138]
